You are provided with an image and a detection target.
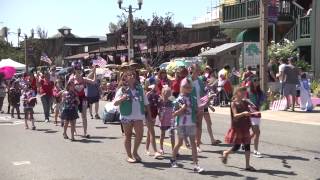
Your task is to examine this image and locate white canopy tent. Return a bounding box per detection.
[0,58,26,71]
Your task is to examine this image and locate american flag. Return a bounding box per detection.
[271,97,287,111]
[40,53,52,64]
[199,95,209,108]
[92,56,106,67]
[107,55,114,62]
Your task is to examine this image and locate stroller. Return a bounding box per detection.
[102,104,120,124]
[216,79,233,107]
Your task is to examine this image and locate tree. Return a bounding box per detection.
[36,27,48,39]
[0,40,24,63]
[108,22,119,33]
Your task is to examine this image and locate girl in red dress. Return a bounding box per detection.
[222,87,256,171]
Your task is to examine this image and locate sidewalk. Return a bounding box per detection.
[212,106,320,126]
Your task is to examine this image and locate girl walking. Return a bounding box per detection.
[158,86,175,155]
[53,79,64,125]
[222,87,255,171]
[21,83,37,130]
[114,70,151,163]
[170,78,204,173]
[145,84,161,158]
[247,77,264,158]
[61,81,79,141]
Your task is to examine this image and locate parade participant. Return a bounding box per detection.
[156,69,171,94]
[222,87,256,171]
[39,72,54,122]
[0,73,6,113]
[69,62,96,138]
[202,66,221,145]
[299,73,313,111]
[53,79,64,125]
[189,64,206,153]
[158,86,175,155]
[114,70,150,163]
[247,77,264,158]
[171,67,188,98]
[61,81,79,141]
[87,64,101,119]
[28,72,38,96]
[170,78,204,173]
[21,83,37,130]
[145,84,162,158]
[242,65,254,81]
[8,81,21,119]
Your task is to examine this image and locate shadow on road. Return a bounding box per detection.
[199,170,244,178]
[142,161,183,170]
[263,153,309,169]
[75,139,102,143]
[89,136,120,140]
[36,128,58,133]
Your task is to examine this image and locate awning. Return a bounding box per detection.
[64,53,89,60]
[199,42,243,56]
[236,29,259,42]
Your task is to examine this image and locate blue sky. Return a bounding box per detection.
[1,0,218,44]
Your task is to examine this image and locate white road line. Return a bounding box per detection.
[12,161,31,166]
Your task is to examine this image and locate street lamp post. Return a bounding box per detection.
[118,0,143,62]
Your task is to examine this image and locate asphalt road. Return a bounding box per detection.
[0,100,319,180]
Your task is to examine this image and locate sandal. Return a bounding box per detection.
[211,139,222,145]
[221,151,228,164]
[63,134,69,139]
[154,152,162,159]
[127,158,137,163]
[85,134,90,138]
[245,166,256,171]
[133,155,142,163]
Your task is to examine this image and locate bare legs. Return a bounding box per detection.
[222,144,253,169]
[123,120,144,162]
[159,129,175,153]
[81,100,88,137]
[63,120,75,140]
[196,111,204,151]
[146,119,160,157]
[203,112,218,144]
[172,136,198,165]
[251,125,260,152]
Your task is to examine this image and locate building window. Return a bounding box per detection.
[64,29,69,35]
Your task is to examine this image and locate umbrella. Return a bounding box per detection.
[57,67,73,76]
[0,66,16,79]
[165,60,188,74]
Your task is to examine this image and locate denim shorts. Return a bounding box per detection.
[176,125,196,138]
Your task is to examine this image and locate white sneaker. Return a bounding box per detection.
[197,147,202,153]
[170,159,178,168]
[253,150,262,158]
[193,165,204,173]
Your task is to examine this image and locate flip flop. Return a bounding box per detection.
[127,158,137,163]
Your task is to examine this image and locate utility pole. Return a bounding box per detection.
[128,5,134,62]
[259,0,268,92]
[24,35,28,72]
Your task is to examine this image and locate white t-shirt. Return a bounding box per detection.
[115,87,149,121]
[192,79,201,106]
[278,64,287,83]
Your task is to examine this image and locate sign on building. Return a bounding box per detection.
[241,42,260,68]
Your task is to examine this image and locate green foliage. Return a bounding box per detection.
[268,39,298,60]
[0,40,24,63]
[311,80,320,92]
[295,60,311,71]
